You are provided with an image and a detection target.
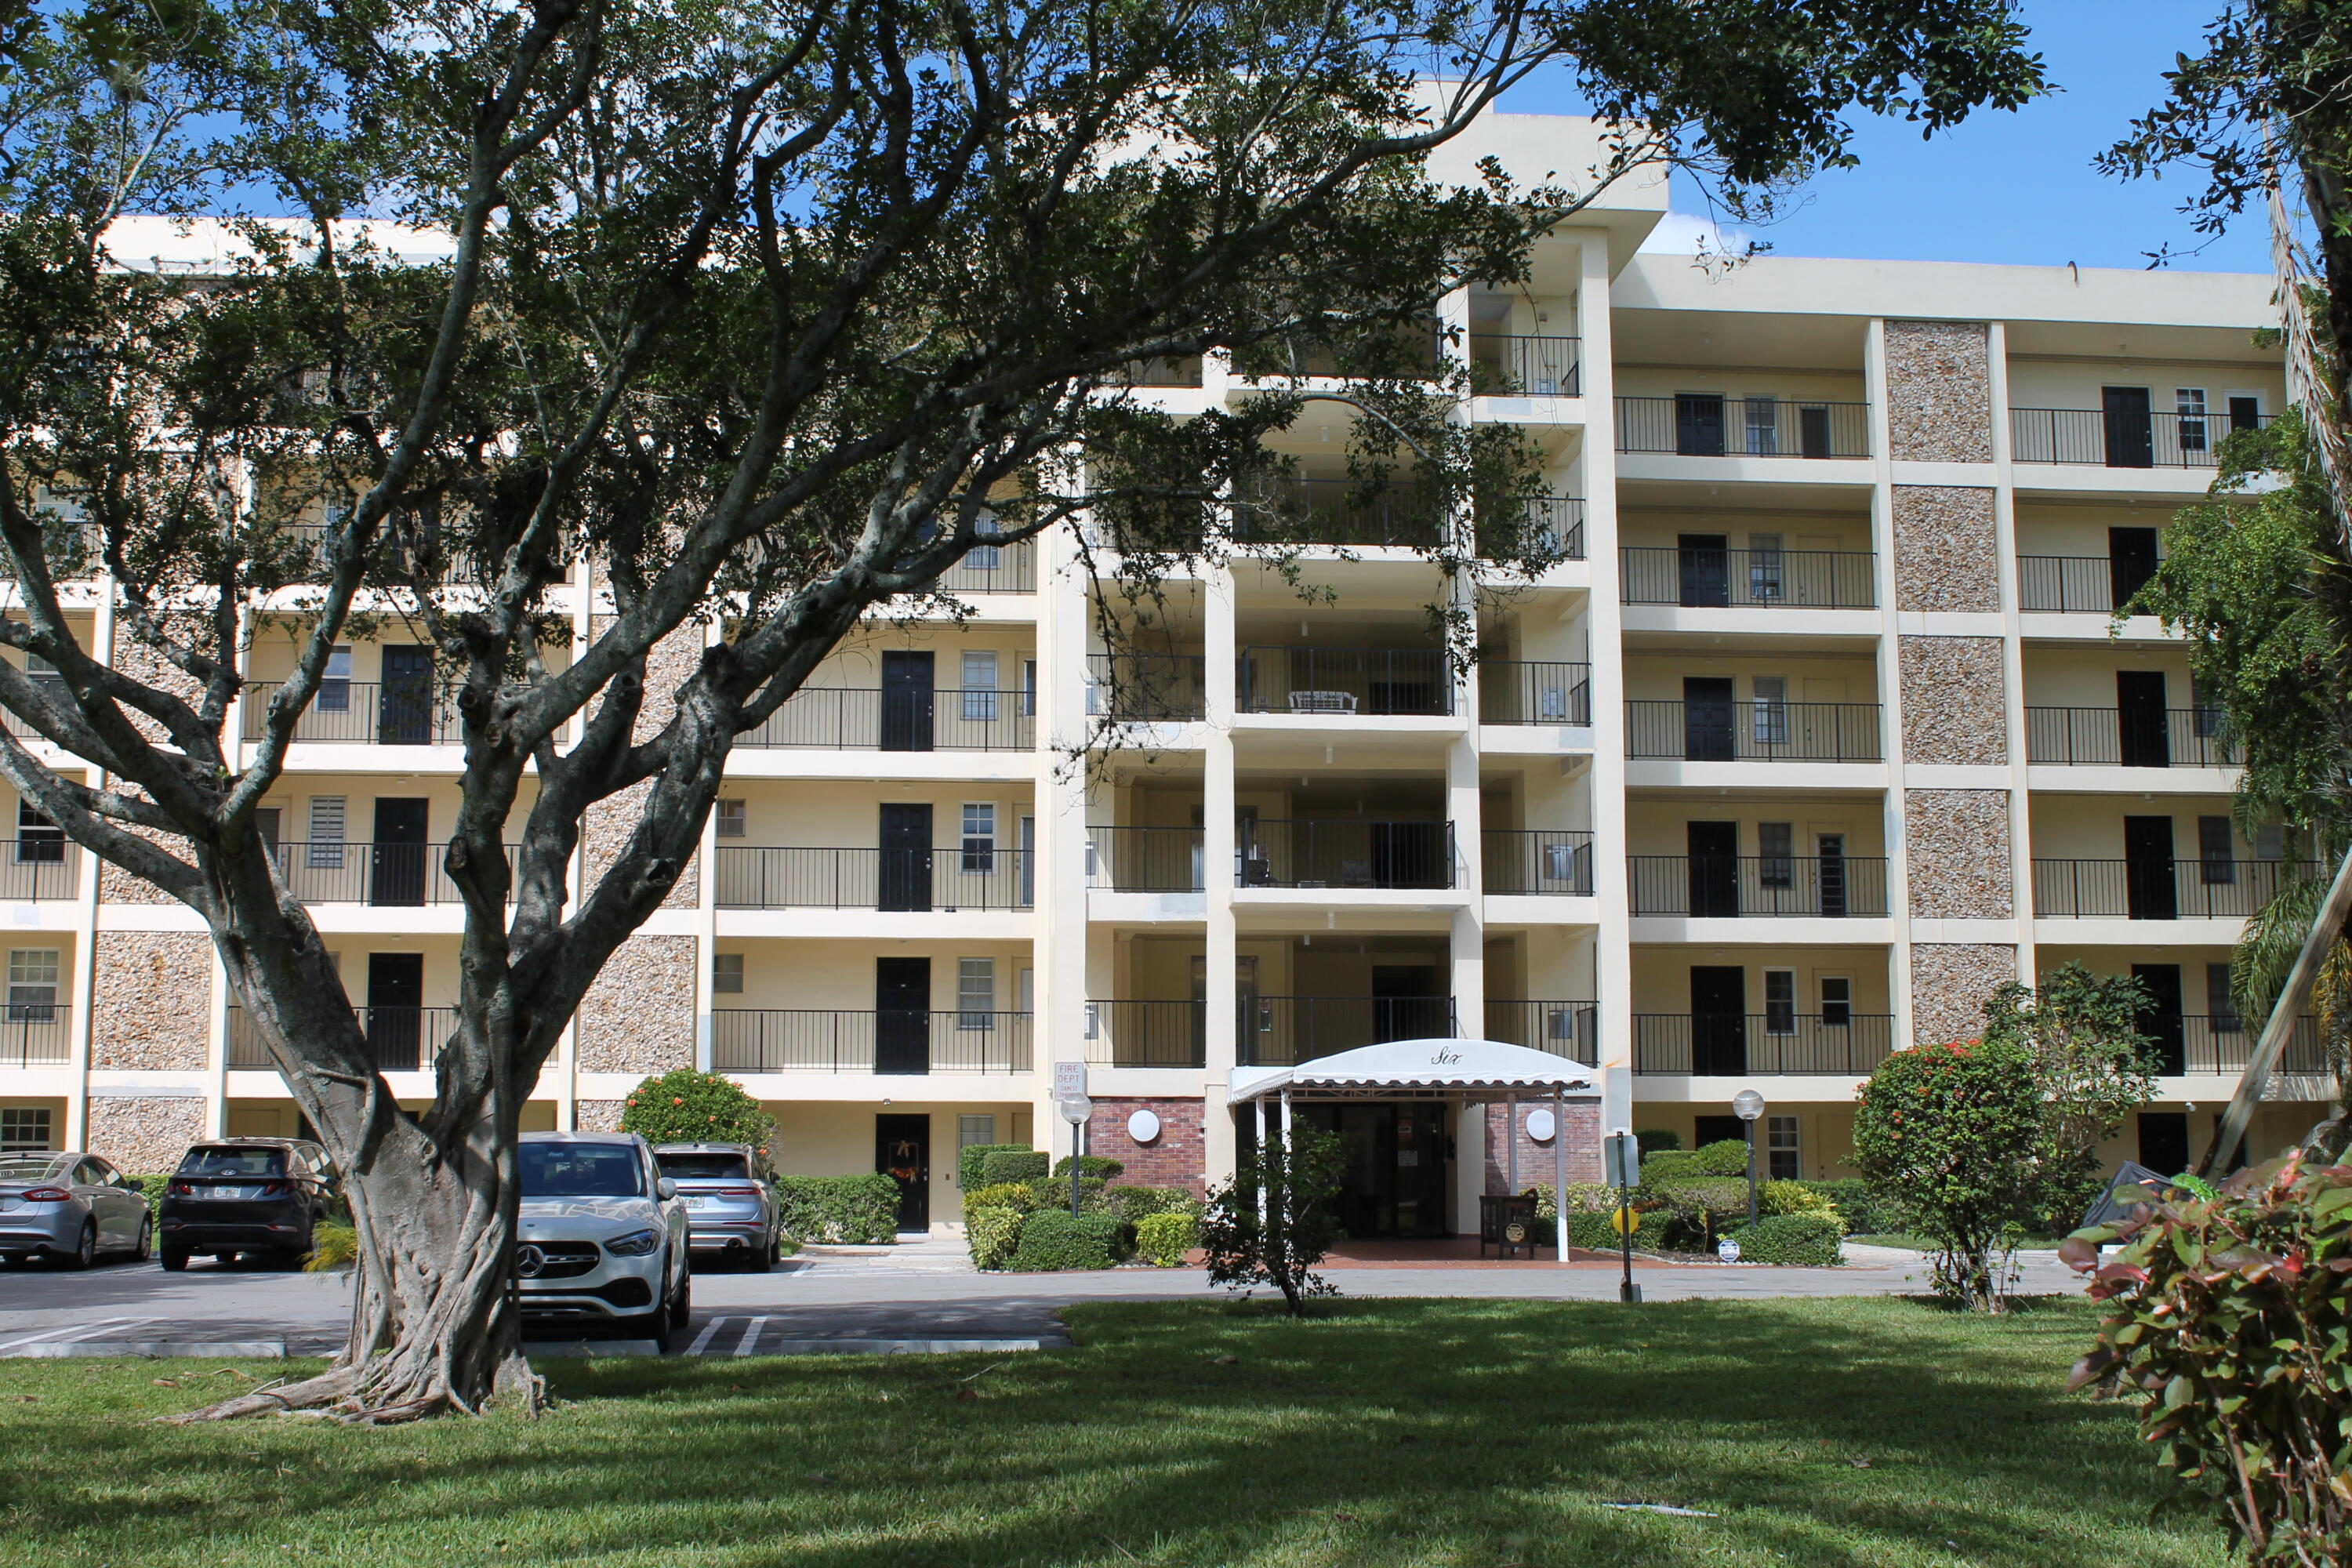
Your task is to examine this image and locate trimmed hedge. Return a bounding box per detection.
[1051,1154,1126,1181]
[1730,1212,1843,1266]
[964,1181,1041,1216]
[1134,1211,1198,1267]
[979,1149,1051,1185]
[773,1173,901,1245]
[1102,1184,1196,1221]
[1567,1209,1670,1252]
[1635,1129,1682,1155]
[1007,1210,1131,1271]
[958,1143,1032,1189]
[966,1207,1025,1270]
[1805,1178,1907,1236]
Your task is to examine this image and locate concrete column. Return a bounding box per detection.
[1201,564,1240,1185]
[1987,320,2037,987]
[1864,318,1915,1047]
[1038,509,1094,1146]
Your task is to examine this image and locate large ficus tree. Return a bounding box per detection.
[0,0,2041,1420]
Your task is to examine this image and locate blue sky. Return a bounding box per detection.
[1501,1,2268,275]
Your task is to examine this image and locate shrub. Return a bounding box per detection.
[1730,1213,1843,1266]
[1690,1138,1752,1177]
[1200,1127,1347,1314]
[1051,1154,1125,1181]
[1641,1177,1752,1251]
[619,1068,775,1149]
[1805,1178,1908,1236]
[965,1207,1025,1270]
[2068,1152,2352,1561]
[1134,1211,1198,1266]
[1007,1209,1130,1271]
[1760,1178,1842,1229]
[772,1173,901,1245]
[1102,1184,1196,1221]
[964,1181,1040,1216]
[1531,1181,1617,1221]
[129,1174,169,1214]
[980,1149,1051,1185]
[304,1222,359,1272]
[1635,1128,1681,1155]
[957,1143,1031,1189]
[1566,1209,1669,1253]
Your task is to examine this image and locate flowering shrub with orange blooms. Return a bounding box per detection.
[1852,1036,2043,1309]
[619,1068,775,1152]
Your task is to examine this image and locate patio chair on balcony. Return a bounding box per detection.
[1340,859,1374,888]
[1289,690,1357,713]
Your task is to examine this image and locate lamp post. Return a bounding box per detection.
[1733,1089,1766,1225]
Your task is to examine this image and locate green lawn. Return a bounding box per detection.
[0,1297,2220,1567]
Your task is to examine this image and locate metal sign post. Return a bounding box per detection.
[1058,1094,1091,1219]
[1605,1128,1642,1304]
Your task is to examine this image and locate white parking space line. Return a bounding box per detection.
[0,1316,158,1352]
[686,1317,725,1356]
[731,1316,768,1356]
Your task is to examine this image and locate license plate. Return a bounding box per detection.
[198,1185,267,1200]
[683,1196,707,1210]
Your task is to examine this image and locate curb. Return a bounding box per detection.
[2,1339,288,1359]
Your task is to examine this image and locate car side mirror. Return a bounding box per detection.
[655,1178,678,1200]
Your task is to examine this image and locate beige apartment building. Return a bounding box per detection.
[0,114,2321,1236]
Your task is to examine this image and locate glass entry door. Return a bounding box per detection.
[1300,1102,1451,1239]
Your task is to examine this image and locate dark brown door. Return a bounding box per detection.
[874,956,930,1074]
[379,646,434,744]
[1677,534,1730,607]
[2103,386,2154,467]
[370,797,430,906]
[874,1113,931,1231]
[1690,966,1746,1075]
[878,804,932,912]
[365,952,423,1072]
[2133,963,2185,1075]
[2125,816,2179,920]
[2108,527,2159,609]
[1686,820,1738,916]
[2138,1112,2189,1176]
[1682,677,1735,761]
[880,652,935,751]
[2118,670,2169,768]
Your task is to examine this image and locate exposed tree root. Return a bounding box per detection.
[165,1349,545,1425]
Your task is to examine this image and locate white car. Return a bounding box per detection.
[515,1132,691,1350]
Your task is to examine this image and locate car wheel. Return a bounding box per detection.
[129,1217,152,1263]
[622,1308,672,1355]
[159,1248,189,1272]
[63,1221,96,1271]
[667,1265,691,1331]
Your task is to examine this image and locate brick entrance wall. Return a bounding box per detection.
[1083,1097,1205,1193]
[1483,1098,1603,1194]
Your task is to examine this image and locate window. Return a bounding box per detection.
[253,807,281,857]
[1742,396,1778,456]
[1766,1116,1801,1181]
[961,652,1000,723]
[307,797,346,869]
[1751,677,1788,746]
[0,1106,52,1152]
[2255,823,2285,862]
[16,801,62,864]
[961,802,996,873]
[7,949,57,1022]
[1758,822,1794,889]
[2227,392,2263,434]
[318,646,352,713]
[1763,968,1796,1035]
[2176,387,2209,454]
[1820,975,1853,1029]
[966,511,1002,571]
[1747,533,1784,601]
[712,952,744,994]
[2209,963,2240,1033]
[2199,816,2236,885]
[958,1113,998,1156]
[957,957,995,1029]
[715,799,746,838]
[2190,676,2221,739]
[1021,659,1038,717]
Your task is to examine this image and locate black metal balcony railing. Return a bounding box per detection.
[0,1004,71,1068]
[263,841,520,906]
[227,1004,456,1073]
[1239,820,1455,890]
[2031,858,2314,920]
[710,1010,1031,1074]
[736,686,1035,750]
[1632,1013,1896,1076]
[2145,1015,2326,1077]
[1088,654,1209,722]
[1619,546,1878,609]
[1477,495,1587,563]
[1238,647,1450,716]
[2009,408,2274,468]
[1478,661,1592,726]
[1085,1000,1207,1069]
[0,843,77,900]
[240,681,459,745]
[1628,855,1890,917]
[1481,830,1595,896]
[1114,356,1206,388]
[1466,334,1581,397]
[1483,999,1599,1065]
[1240,995,1457,1067]
[1626,700,1883,762]
[712,846,1033,911]
[1236,481,1442,550]
[2024,707,2238,768]
[2017,556,2160,614]
[1615,397,1871,459]
[1089,826,1205,893]
[925,537,1036,594]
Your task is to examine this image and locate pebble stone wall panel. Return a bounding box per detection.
[86,1094,208,1175]
[1899,637,2008,766]
[575,1098,628,1133]
[1905,789,2014,920]
[1483,1098,1604,1193]
[581,619,703,912]
[1083,1097,1206,1192]
[575,935,698,1074]
[109,615,209,747]
[91,931,213,1069]
[95,785,180,906]
[1885,320,1994,463]
[1892,486,1999,613]
[1911,943,2017,1046]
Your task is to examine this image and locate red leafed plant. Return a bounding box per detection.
[2064,1152,2352,1565]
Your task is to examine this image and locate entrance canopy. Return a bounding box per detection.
[1228,1038,1595,1105]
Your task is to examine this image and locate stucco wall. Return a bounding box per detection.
[1885,320,1993,463]
[1905,789,2013,920]
[575,935,697,1074]
[1911,944,2016,1045]
[91,931,212,1069]
[1900,637,2008,765]
[1891,486,1999,613]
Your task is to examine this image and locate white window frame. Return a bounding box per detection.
[307,797,347,869]
[7,948,59,1021]
[2176,387,2209,455]
[712,952,744,994]
[1765,1115,1801,1181]
[318,645,353,713]
[715,798,747,838]
[1762,967,1797,1035]
[960,802,996,873]
[1819,974,1853,1029]
[960,651,1000,723]
[956,957,996,1030]
[1751,676,1788,746]
[0,1105,53,1152]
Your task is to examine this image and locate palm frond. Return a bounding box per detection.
[2233,872,2328,1024]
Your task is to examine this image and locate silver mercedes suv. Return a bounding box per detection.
[515,1132,691,1350]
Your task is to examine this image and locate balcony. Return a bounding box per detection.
[1478,661,1591,726]
[1482,830,1595,896]
[1240,995,1457,1066]
[2147,1015,2324,1076]
[1114,356,1205,388]
[1087,655,1208,722]
[1483,999,1599,1065]
[2018,556,2157,613]
[2031,858,2310,920]
[263,841,517,906]
[709,1009,1031,1073]
[1240,820,1454,890]
[1090,827,1204,892]
[227,1005,454,1073]
[1621,546,1876,609]
[922,537,1036,594]
[1632,1012,1895,1076]
[1626,700,1882,762]
[1615,396,1871,459]
[739,686,1035,750]
[240,681,459,745]
[1233,482,1587,559]
[2009,407,2271,468]
[1238,647,1450,717]
[1085,1000,1206,1069]
[2024,707,2237,768]
[0,844,78,900]
[1467,333,1581,397]
[713,846,1033,911]
[0,1004,72,1068]
[1628,855,1889,917]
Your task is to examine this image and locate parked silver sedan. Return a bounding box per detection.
[0,1152,152,1269]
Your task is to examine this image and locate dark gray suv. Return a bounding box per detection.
[652,1144,781,1269]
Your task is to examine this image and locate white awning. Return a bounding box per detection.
[1227,1038,1596,1105]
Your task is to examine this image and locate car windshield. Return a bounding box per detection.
[520,1144,644,1198]
[177,1148,287,1177]
[655,1152,749,1181]
[0,1154,57,1182]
